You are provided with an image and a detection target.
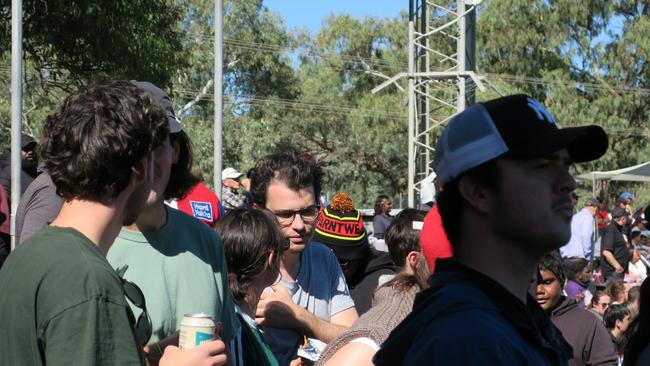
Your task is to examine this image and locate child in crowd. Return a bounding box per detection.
[537,253,617,366]
[216,208,287,366]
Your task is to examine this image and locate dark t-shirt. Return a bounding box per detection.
[372,213,392,239]
[0,226,143,365]
[600,222,629,276]
[349,250,396,315]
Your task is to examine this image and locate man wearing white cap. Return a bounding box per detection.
[221,167,246,212]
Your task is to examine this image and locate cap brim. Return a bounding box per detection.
[223,174,243,180]
[564,125,608,163]
[168,114,182,133]
[506,125,608,163]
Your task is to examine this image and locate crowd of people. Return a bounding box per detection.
[2,81,650,366]
[555,188,650,365]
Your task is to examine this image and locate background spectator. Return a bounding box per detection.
[563,258,594,308]
[312,192,395,315]
[221,167,246,212]
[624,279,650,366]
[372,194,392,240]
[537,253,617,366]
[589,291,611,321]
[597,199,610,239]
[171,171,223,227]
[0,134,39,197]
[318,209,429,366]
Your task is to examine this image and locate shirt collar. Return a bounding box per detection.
[433,258,573,361]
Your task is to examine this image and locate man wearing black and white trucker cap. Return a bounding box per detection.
[375,94,608,366]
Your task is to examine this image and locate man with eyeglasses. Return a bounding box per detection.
[0,81,227,365]
[249,147,359,365]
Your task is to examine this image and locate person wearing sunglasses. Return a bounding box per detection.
[0,81,227,366]
[249,147,359,365]
[106,81,239,361]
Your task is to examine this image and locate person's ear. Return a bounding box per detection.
[131,154,151,185]
[458,175,490,214]
[406,251,420,269]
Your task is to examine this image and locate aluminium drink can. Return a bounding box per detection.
[179,313,216,350]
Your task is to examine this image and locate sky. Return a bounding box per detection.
[264,0,407,35]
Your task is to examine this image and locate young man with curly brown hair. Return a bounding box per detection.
[0,81,227,365]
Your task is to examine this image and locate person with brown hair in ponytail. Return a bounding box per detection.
[217,207,287,366]
[316,209,429,366]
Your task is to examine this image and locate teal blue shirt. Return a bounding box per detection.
[107,206,239,344]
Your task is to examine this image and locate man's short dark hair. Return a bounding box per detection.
[604,304,631,330]
[249,146,323,207]
[539,252,566,288]
[563,258,589,281]
[437,159,501,250]
[41,80,168,202]
[385,209,426,267]
[165,131,200,200]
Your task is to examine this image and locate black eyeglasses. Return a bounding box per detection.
[122,277,152,348]
[268,205,320,227]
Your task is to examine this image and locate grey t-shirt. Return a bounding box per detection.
[15,173,63,245]
[372,213,393,239]
[261,242,355,365]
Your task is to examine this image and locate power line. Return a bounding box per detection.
[486,73,650,96]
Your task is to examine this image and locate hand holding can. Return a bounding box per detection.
[179,313,221,350]
[160,339,227,366]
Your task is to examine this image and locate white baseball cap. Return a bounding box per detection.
[222,167,243,180]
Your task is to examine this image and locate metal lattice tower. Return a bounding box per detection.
[373,0,483,207]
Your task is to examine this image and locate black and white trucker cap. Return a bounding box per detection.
[433,94,608,186]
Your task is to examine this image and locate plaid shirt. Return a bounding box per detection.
[221,185,246,211]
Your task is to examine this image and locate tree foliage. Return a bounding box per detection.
[0,0,186,152]
[476,0,650,203]
[2,0,650,207]
[0,0,186,88]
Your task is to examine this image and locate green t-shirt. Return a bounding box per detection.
[0,226,143,366]
[107,206,239,344]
